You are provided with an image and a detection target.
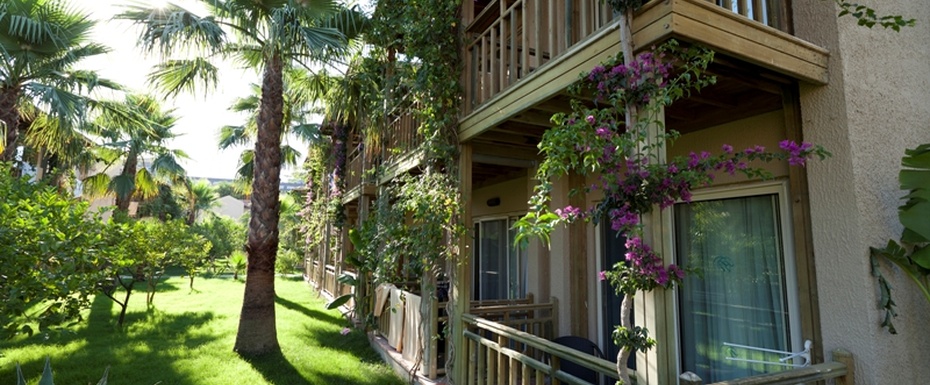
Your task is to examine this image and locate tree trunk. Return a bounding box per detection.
[616,7,638,385]
[0,87,22,164]
[234,53,284,355]
[116,155,138,214]
[616,293,634,384]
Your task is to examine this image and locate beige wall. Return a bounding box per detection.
[670,110,789,184]
[794,0,930,383]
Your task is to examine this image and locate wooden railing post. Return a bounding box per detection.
[833,349,855,385]
[550,296,559,338]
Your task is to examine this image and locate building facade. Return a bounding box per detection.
[306,1,930,384]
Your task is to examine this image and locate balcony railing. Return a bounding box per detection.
[380,101,424,171]
[700,0,788,32]
[375,288,558,380]
[463,312,623,385]
[464,0,616,114]
[462,0,791,116]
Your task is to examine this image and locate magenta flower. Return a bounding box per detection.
[598,271,607,281]
[341,327,351,336]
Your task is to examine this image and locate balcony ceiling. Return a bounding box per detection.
[468,55,788,188]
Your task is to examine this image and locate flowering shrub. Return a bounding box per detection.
[515,41,828,383]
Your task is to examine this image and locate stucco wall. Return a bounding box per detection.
[793,0,930,383]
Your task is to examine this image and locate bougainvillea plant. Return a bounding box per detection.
[514,40,829,384]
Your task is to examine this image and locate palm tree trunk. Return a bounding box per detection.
[0,87,22,164]
[234,53,284,355]
[116,156,138,214]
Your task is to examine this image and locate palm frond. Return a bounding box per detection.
[218,124,252,149]
[133,168,159,199]
[289,123,320,143]
[22,82,87,123]
[147,58,220,98]
[81,172,112,199]
[151,151,187,179]
[110,172,136,200]
[236,149,254,183]
[117,3,226,56]
[281,144,301,166]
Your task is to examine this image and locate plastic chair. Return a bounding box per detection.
[549,336,606,385]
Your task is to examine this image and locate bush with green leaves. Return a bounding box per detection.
[275,248,302,274]
[192,215,246,272]
[0,165,112,339]
[99,218,211,326]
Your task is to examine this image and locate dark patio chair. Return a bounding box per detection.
[548,336,606,385]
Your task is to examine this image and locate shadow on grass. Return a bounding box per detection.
[275,296,343,326]
[240,349,403,385]
[1,291,221,385]
[240,350,309,385]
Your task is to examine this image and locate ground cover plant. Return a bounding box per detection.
[0,276,403,385]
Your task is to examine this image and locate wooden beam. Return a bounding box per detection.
[568,172,588,337]
[451,143,473,383]
[472,141,541,161]
[473,153,538,168]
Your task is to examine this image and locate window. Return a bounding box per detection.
[473,217,527,300]
[675,184,801,382]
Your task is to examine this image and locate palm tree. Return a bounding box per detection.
[119,0,367,354]
[82,94,188,214]
[181,179,220,225]
[0,0,117,168]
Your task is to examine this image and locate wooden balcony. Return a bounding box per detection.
[376,102,426,184]
[374,287,558,380]
[459,0,829,142]
[462,313,623,385]
[342,147,376,204]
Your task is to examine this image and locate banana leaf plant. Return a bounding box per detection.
[871,143,930,334]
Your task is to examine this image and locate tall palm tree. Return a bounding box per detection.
[82,94,188,214]
[0,0,117,167]
[119,0,367,354]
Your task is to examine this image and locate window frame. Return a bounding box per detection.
[670,180,803,381]
[473,215,529,301]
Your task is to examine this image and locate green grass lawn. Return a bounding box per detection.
[0,276,404,385]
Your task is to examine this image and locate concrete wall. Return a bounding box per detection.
[793,0,930,383]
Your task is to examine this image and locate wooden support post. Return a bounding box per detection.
[568,172,588,337]
[422,270,438,378]
[451,143,474,384]
[833,349,855,385]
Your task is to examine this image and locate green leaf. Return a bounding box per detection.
[40,356,54,385]
[336,273,357,286]
[900,200,930,243]
[96,367,110,385]
[911,245,930,270]
[325,294,353,310]
[16,363,26,385]
[900,170,930,191]
[902,144,930,169]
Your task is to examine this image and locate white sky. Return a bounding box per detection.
[77,0,309,181]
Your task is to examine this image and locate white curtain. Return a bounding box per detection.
[676,194,790,382]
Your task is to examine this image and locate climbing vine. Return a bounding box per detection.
[515,40,828,384]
